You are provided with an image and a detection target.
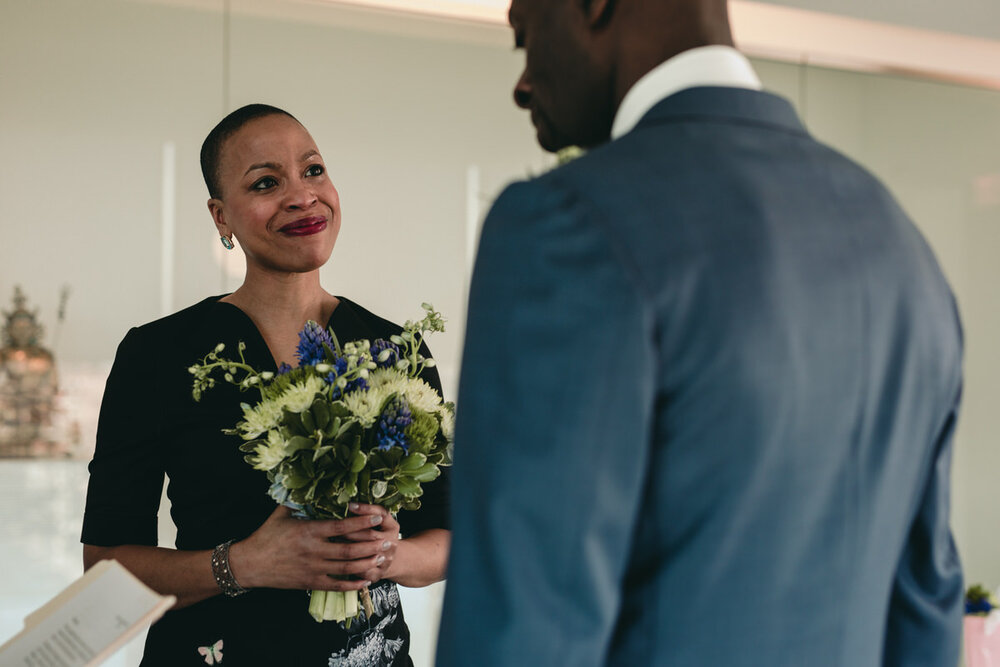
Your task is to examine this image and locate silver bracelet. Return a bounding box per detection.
[211,539,249,597]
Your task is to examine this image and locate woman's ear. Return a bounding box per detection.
[208,198,229,237]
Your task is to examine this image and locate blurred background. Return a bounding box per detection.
[1,0,998,664]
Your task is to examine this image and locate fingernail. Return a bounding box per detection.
[370,515,383,525]
[376,555,386,565]
[348,503,359,511]
[382,541,392,551]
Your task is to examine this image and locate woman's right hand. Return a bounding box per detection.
[228,505,391,592]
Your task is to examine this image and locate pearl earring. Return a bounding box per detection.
[220,236,234,250]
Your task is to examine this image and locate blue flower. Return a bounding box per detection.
[370,339,401,369]
[375,397,413,452]
[325,356,369,399]
[276,362,293,376]
[967,598,994,614]
[296,321,334,366]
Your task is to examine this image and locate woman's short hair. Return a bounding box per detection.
[200,103,299,199]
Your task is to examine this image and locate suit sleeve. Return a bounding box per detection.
[883,385,964,666]
[436,179,655,665]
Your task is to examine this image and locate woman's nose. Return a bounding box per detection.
[285,179,317,209]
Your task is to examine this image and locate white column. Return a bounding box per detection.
[160,141,176,318]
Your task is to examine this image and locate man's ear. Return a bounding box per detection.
[582,0,616,28]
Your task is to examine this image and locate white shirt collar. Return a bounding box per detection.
[611,45,762,140]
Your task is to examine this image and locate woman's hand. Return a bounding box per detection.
[345,503,451,588]
[342,503,401,585]
[229,505,393,592]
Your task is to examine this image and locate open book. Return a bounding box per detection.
[0,559,175,666]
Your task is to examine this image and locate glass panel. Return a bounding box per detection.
[3,2,1000,663]
[800,66,1000,589]
[0,1,223,663]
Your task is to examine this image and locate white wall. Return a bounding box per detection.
[1,1,999,665]
[755,0,1000,42]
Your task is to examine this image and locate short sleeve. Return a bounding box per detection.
[81,328,166,546]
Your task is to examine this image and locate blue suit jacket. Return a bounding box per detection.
[437,87,963,666]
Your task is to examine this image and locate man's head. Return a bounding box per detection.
[508,0,734,152]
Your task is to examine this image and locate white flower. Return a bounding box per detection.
[277,374,326,414]
[439,406,454,442]
[236,375,325,439]
[238,400,283,439]
[400,377,442,413]
[251,430,288,471]
[342,369,407,426]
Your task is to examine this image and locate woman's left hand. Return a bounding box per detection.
[343,503,400,584]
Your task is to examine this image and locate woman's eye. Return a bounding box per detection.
[305,164,324,177]
[251,176,278,191]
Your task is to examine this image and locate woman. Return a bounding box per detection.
[81,104,450,666]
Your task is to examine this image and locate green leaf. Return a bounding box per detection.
[411,463,440,483]
[301,409,316,433]
[313,445,334,462]
[286,436,313,455]
[280,467,311,489]
[282,410,306,435]
[311,399,331,431]
[387,448,404,468]
[371,480,388,499]
[395,476,422,498]
[324,416,340,440]
[239,439,264,453]
[400,453,427,472]
[350,450,367,473]
[337,486,356,504]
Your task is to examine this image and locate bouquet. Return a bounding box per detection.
[188,303,454,624]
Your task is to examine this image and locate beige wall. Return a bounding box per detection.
[2,1,999,664]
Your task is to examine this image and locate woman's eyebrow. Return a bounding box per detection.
[244,161,279,176]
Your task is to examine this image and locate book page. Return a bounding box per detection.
[0,560,175,667]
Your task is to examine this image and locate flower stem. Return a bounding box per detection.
[308,590,326,622]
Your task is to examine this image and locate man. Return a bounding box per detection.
[437,0,963,664]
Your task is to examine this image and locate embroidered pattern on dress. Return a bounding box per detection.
[197,639,224,664]
[328,584,404,667]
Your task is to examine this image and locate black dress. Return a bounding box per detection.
[81,296,450,666]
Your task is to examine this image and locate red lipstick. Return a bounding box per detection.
[279,216,327,236]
